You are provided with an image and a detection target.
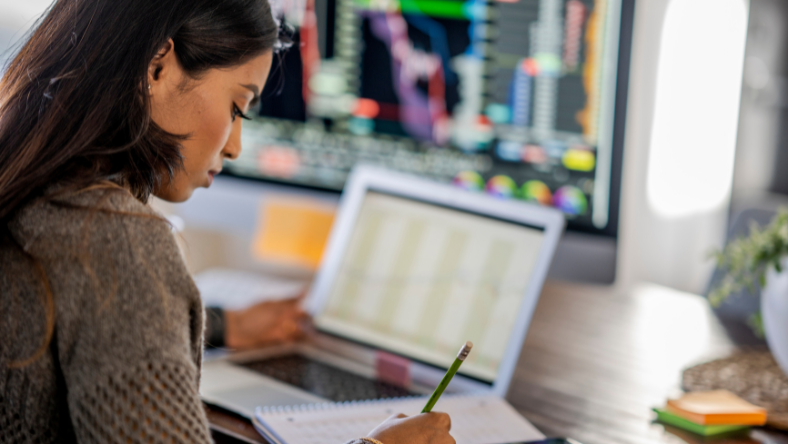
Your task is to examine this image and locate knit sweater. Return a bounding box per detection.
[0,186,370,444]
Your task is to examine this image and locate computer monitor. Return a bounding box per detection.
[224,0,635,283]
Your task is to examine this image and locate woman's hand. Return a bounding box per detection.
[224,299,307,349]
[366,412,455,444]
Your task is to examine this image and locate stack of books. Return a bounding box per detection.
[653,390,767,436]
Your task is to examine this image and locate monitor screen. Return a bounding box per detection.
[313,190,546,382]
[227,0,630,235]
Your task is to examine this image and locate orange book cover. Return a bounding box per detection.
[666,391,767,426]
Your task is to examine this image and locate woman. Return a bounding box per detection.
[0,1,455,443]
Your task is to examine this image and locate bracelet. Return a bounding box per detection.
[361,438,385,444]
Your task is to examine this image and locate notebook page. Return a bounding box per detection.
[254,395,544,444]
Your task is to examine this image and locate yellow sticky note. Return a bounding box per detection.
[252,199,336,269]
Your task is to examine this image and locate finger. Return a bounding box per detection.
[284,303,309,320]
[294,307,309,318]
[286,317,304,332]
[285,322,304,337]
[284,298,305,309]
[272,299,296,310]
[277,323,302,341]
[283,298,301,306]
[428,412,451,430]
[284,323,305,341]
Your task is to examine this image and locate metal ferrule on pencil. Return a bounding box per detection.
[457,341,473,361]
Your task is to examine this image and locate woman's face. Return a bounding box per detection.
[148,41,273,202]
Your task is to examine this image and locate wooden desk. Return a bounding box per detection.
[207,281,788,444]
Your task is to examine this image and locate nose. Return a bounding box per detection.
[223,119,243,160]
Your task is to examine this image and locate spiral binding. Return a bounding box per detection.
[257,392,482,416]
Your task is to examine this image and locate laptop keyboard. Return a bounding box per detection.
[239,354,418,402]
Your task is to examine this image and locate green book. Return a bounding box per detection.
[652,408,751,436]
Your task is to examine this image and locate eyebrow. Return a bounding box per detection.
[240,83,261,108]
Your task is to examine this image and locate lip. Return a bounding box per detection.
[207,170,220,186]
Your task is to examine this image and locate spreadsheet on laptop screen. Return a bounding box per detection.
[314,191,545,382]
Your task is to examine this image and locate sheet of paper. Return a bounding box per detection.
[255,395,544,444]
[195,268,305,310]
[252,199,335,269]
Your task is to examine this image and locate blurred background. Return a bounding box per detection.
[1,0,783,296]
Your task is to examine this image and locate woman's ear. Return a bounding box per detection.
[147,39,179,97]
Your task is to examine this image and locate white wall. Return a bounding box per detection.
[0,1,52,68]
[618,0,749,294]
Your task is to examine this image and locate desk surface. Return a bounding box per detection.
[207,281,788,444]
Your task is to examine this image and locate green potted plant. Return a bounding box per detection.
[711,209,788,376]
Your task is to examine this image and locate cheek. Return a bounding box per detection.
[195,104,232,153]
[182,99,232,168]
[201,106,232,148]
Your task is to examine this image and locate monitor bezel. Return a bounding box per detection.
[305,165,566,397]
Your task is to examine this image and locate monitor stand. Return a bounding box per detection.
[548,232,617,284]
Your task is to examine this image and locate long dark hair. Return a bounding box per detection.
[0,0,279,367]
[0,0,279,222]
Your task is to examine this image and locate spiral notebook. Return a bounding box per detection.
[252,395,544,444]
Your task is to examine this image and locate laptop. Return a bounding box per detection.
[200,165,566,417]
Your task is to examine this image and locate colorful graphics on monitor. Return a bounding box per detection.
[553,186,588,215]
[521,180,553,206]
[485,175,517,199]
[230,0,627,233]
[562,148,596,172]
[452,171,485,192]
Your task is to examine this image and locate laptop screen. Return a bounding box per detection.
[313,190,546,383]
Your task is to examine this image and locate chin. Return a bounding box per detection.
[154,186,195,203]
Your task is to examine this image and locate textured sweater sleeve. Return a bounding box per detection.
[17,190,212,443]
